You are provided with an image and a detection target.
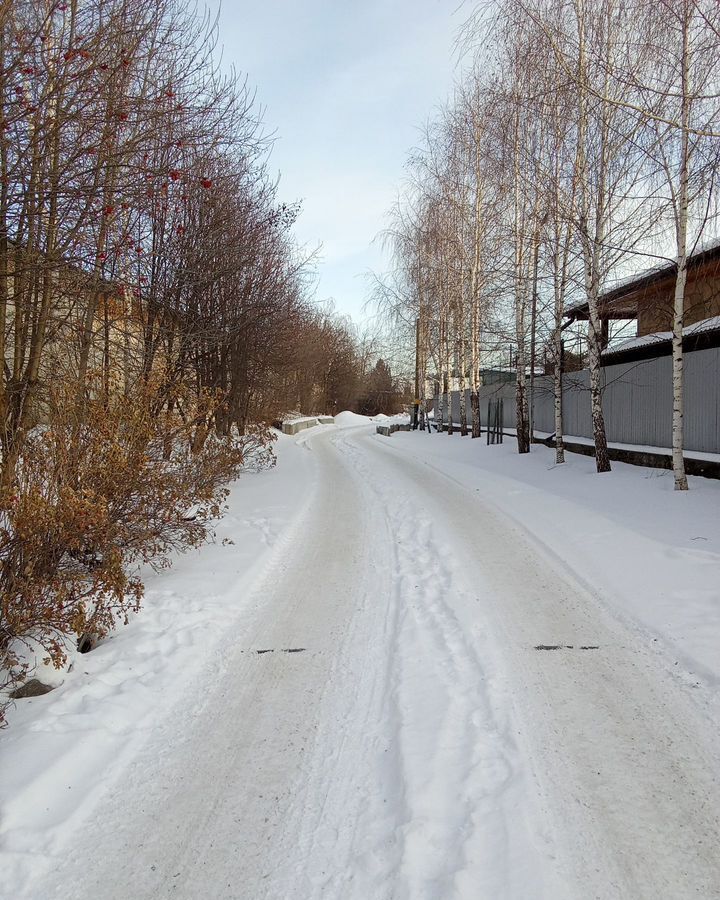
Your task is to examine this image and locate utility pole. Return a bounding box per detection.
[413,316,420,429]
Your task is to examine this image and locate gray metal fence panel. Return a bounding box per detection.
[531,376,555,434]
[602,357,671,447]
[435,385,515,428]
[685,346,720,453]
[433,345,720,453]
[478,384,516,429]
[451,391,461,425]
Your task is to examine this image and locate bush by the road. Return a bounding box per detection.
[0,382,274,725]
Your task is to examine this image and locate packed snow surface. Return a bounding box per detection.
[1,420,719,899]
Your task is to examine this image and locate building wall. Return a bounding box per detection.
[634,263,720,335]
[4,255,150,424]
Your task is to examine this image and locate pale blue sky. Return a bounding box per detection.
[206,1,466,323]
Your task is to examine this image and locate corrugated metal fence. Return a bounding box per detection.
[436,346,720,454]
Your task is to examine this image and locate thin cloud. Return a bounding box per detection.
[207,1,462,318]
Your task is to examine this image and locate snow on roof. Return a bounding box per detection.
[566,236,720,317]
[603,315,720,356]
[605,237,720,296]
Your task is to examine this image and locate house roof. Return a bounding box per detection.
[601,315,720,364]
[564,238,720,322]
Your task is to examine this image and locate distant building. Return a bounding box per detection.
[4,245,153,425]
[479,367,516,386]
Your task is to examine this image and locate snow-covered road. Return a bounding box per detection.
[8,425,720,899]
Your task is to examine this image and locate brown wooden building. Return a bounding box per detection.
[564,242,720,348]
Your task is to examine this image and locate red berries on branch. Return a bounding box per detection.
[63,49,90,62]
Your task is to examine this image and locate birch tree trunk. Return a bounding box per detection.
[553,327,565,463]
[457,320,468,436]
[550,214,570,466]
[586,309,610,470]
[671,4,690,491]
[575,0,611,473]
[512,103,530,455]
[444,242,454,436]
[437,316,446,433]
[418,314,428,432]
[445,320,453,436]
[549,163,574,466]
[515,291,530,454]
[470,141,483,439]
[470,294,481,438]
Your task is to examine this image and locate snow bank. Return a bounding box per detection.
[0,431,319,892]
[533,430,720,463]
[281,415,319,424]
[334,410,371,428]
[1,633,77,699]
[332,411,411,428]
[372,413,410,424]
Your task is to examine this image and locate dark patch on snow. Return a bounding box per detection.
[77,633,100,654]
[283,648,306,654]
[10,678,55,699]
[534,644,600,651]
[256,649,274,655]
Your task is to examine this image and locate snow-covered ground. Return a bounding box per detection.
[390,428,720,688]
[1,418,719,899]
[0,428,324,895]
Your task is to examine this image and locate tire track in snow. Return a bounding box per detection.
[256,432,411,900]
[355,428,720,900]
[24,424,717,899]
[332,431,552,900]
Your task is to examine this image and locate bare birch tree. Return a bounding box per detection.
[638,0,720,490]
